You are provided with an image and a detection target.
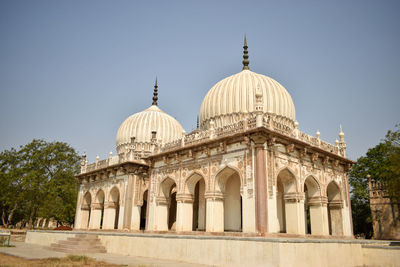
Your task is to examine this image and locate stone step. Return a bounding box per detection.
[49,233,106,254]
[67,236,100,241]
[63,238,101,244]
[50,246,107,254]
[50,243,105,250]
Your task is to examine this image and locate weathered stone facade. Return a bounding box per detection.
[368,177,400,240]
[74,113,353,237]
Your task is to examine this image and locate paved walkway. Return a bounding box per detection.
[0,241,211,267]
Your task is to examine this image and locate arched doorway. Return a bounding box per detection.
[140,190,148,230]
[81,192,92,229]
[185,173,206,231]
[327,181,344,236]
[168,188,177,230]
[92,190,105,229]
[276,168,303,234]
[109,187,120,229]
[160,178,177,231]
[215,167,242,232]
[304,176,321,235]
[276,179,286,233]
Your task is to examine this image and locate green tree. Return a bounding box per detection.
[0,139,80,228]
[350,125,400,238]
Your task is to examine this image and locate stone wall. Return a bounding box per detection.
[26,231,400,267]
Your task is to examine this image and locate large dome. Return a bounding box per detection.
[116,105,184,153]
[200,38,296,130]
[116,80,184,154]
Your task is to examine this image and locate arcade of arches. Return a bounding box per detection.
[75,142,352,237]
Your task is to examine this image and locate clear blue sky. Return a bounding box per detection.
[1,0,399,162]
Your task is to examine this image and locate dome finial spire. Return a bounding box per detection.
[152,77,158,106]
[242,35,250,70]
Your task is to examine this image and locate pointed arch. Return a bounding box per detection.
[327,181,344,236]
[214,165,242,232]
[214,165,243,194]
[159,177,176,198]
[95,189,105,203]
[184,171,206,195]
[92,189,105,229]
[184,172,207,231]
[79,191,92,229]
[109,186,120,202]
[304,175,321,198]
[159,177,177,230]
[276,167,297,193]
[140,189,148,230]
[82,191,92,206]
[276,167,298,233]
[303,176,323,235]
[326,180,342,201]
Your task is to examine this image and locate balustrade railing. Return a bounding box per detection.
[81,115,342,174]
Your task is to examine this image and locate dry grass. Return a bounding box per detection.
[0,253,124,266]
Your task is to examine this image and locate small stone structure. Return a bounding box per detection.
[74,38,353,238]
[368,177,400,240]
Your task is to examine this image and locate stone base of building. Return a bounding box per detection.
[26,230,400,267]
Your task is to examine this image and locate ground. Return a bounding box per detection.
[0,253,122,267]
[0,241,207,267]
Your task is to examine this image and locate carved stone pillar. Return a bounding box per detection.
[155,196,169,231]
[130,205,141,231]
[103,201,117,230]
[251,134,268,233]
[308,196,329,235]
[205,193,224,232]
[79,204,91,229]
[74,190,83,229]
[123,173,135,229]
[90,203,103,229]
[328,200,344,236]
[176,194,194,232]
[284,192,305,235]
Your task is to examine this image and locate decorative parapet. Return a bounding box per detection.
[80,113,348,176]
[79,153,148,175]
[158,113,344,158]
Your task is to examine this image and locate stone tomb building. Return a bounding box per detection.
[368,177,400,240]
[74,39,353,237]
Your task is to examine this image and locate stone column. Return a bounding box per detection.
[74,189,83,229]
[103,202,117,230]
[205,193,224,232]
[328,200,344,236]
[176,194,194,232]
[308,196,329,235]
[123,173,135,229]
[90,203,103,229]
[251,134,268,234]
[197,181,206,230]
[284,193,305,235]
[79,204,91,229]
[130,205,141,230]
[155,197,169,231]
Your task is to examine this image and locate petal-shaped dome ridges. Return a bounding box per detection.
[116,105,184,154]
[199,69,296,130]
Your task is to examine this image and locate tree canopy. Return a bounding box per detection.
[350,125,400,238]
[0,139,80,228]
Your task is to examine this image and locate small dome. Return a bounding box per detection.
[116,105,184,154]
[200,69,296,129]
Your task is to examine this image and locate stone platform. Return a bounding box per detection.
[26,230,400,267]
